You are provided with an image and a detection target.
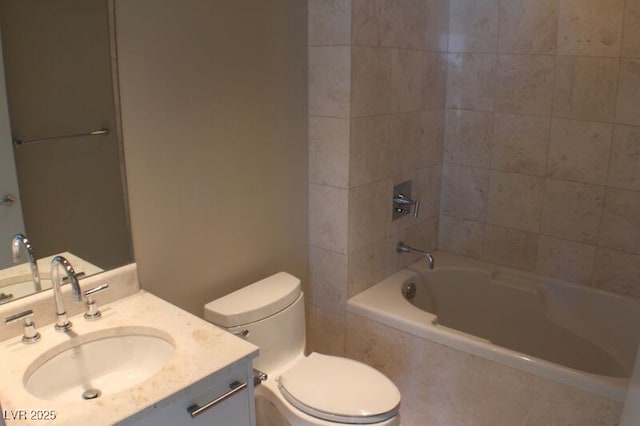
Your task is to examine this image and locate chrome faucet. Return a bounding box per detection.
[11,233,41,291]
[50,256,82,332]
[396,241,435,269]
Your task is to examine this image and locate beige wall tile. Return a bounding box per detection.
[592,248,640,297]
[351,46,391,116]
[309,183,349,254]
[444,109,493,167]
[552,56,619,122]
[491,113,549,176]
[388,112,421,176]
[420,110,445,167]
[381,0,426,49]
[308,245,348,312]
[417,164,443,219]
[441,163,490,221]
[425,0,449,52]
[523,374,622,425]
[557,0,624,57]
[615,58,640,126]
[446,53,496,111]
[309,46,351,117]
[439,215,486,257]
[487,171,544,232]
[390,48,424,113]
[308,0,352,46]
[495,54,554,115]
[349,180,389,253]
[306,304,345,356]
[600,188,640,254]
[622,0,640,57]
[422,53,448,111]
[498,0,558,54]
[535,235,596,284]
[350,116,389,187]
[546,118,612,185]
[541,179,605,244]
[309,116,350,187]
[448,0,498,53]
[483,224,539,271]
[347,238,387,297]
[608,124,640,191]
[352,0,383,46]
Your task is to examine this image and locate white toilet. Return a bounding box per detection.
[204,272,401,426]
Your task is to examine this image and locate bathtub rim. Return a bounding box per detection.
[346,251,631,403]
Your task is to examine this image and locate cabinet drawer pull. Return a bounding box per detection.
[187,381,247,418]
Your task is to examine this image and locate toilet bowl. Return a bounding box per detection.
[204,272,401,426]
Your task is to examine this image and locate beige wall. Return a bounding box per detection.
[441,0,640,297]
[116,1,308,315]
[307,0,448,355]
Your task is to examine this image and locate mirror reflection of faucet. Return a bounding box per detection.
[396,241,435,269]
[11,233,41,291]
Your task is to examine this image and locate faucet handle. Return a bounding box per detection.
[84,284,109,320]
[392,193,420,218]
[5,309,41,344]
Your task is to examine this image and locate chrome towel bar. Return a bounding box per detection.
[12,127,110,147]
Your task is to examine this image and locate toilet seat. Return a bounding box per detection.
[278,353,401,424]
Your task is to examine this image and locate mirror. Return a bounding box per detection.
[0,0,132,304]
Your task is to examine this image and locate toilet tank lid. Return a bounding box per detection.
[204,272,301,327]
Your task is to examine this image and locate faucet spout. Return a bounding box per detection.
[396,241,435,269]
[11,233,41,291]
[50,256,82,332]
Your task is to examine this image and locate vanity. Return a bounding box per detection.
[0,263,259,425]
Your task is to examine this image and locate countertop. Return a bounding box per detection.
[0,290,258,425]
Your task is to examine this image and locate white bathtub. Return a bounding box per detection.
[347,251,640,402]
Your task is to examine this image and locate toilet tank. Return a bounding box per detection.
[204,272,306,372]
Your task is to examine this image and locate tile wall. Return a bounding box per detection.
[308,0,448,355]
[308,1,638,423]
[441,0,640,297]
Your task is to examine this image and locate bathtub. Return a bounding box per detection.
[347,251,640,402]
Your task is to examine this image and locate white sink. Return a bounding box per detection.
[24,326,174,401]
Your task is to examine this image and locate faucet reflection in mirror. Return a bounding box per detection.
[11,233,41,291]
[50,256,82,332]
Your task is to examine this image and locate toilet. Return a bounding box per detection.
[204,272,401,426]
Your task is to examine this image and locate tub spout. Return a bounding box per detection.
[396,241,435,269]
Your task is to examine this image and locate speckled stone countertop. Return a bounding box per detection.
[0,288,258,425]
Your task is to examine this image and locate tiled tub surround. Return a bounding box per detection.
[307,0,640,356]
[307,0,640,423]
[347,252,630,425]
[307,0,448,356]
[440,0,640,297]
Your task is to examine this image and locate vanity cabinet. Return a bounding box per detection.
[118,358,255,426]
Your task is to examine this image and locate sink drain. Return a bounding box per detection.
[82,389,102,400]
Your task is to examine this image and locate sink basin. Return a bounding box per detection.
[24,326,174,401]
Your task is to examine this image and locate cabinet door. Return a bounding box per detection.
[120,361,255,426]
